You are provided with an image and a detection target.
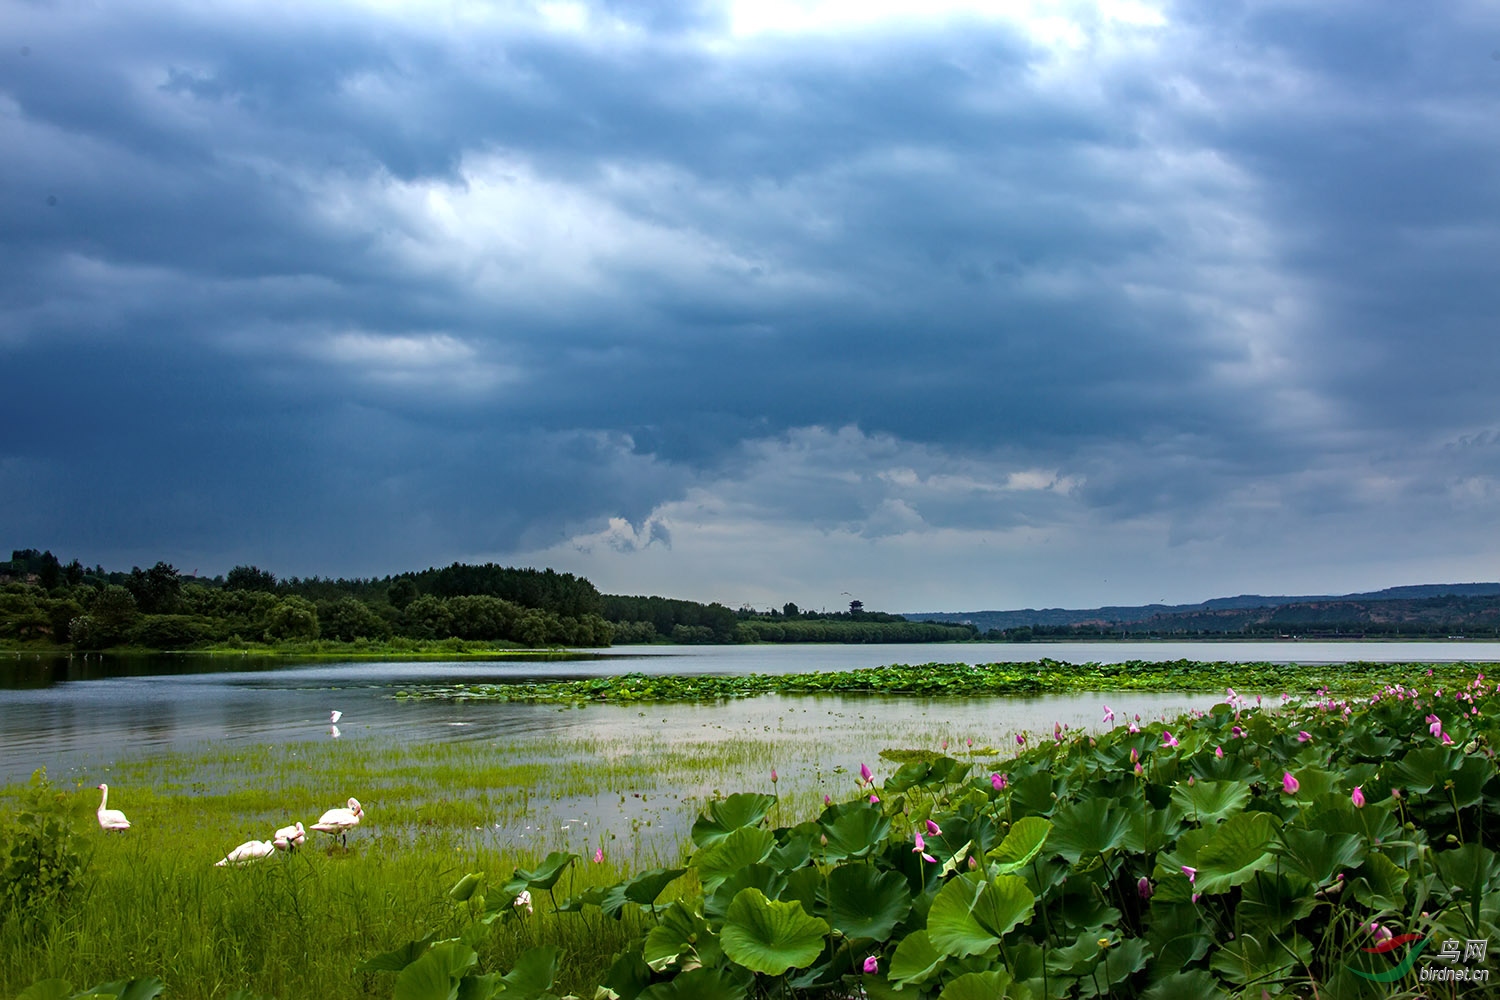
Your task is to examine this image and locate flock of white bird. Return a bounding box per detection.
[92,710,365,867]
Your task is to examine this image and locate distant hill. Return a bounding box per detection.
[904,583,1500,636]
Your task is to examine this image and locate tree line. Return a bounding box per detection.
[0,549,974,650]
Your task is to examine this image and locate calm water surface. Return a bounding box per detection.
[2,640,1493,784]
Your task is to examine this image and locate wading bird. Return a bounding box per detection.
[273,821,306,851]
[329,709,342,724]
[311,797,363,847]
[96,783,131,832]
[216,839,276,867]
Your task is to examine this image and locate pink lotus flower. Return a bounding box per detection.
[966,737,973,747]
[869,793,880,804]
[825,794,832,805]
[912,833,936,863]
[1215,746,1224,759]
[1282,772,1300,795]
[1161,731,1179,749]
[863,956,879,974]
[594,848,604,863]
[1127,722,1139,733]
[860,763,873,785]
[1231,726,1244,738]
[990,773,1007,791]
[1428,716,1442,738]
[1103,705,1115,723]
[1351,786,1366,808]
[1016,734,1026,746]
[1297,731,1311,743]
[1182,866,1197,884]
[926,819,942,836]
[1137,876,1152,899]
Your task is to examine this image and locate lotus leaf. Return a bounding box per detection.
[705,863,787,923]
[393,940,478,1000]
[1048,798,1130,862]
[819,803,890,861]
[503,851,577,894]
[987,816,1052,873]
[1140,969,1227,1000]
[602,867,688,919]
[824,864,912,941]
[1193,811,1280,894]
[887,930,945,987]
[644,902,722,973]
[692,793,778,848]
[719,889,829,976]
[692,826,775,892]
[1170,780,1249,825]
[928,873,1034,958]
[935,969,1024,1000]
[637,966,750,1000]
[1347,851,1408,911]
[1277,827,1365,884]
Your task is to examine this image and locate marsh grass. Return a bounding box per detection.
[0,718,917,998]
[0,687,1251,997]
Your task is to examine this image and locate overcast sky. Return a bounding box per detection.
[3,0,1499,612]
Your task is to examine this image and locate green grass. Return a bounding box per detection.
[0,720,917,999]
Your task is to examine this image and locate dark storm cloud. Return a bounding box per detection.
[3,0,1498,595]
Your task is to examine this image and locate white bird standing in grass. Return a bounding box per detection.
[273,821,306,851]
[216,839,276,867]
[311,797,363,846]
[96,783,131,832]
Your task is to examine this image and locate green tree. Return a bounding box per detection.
[85,585,139,646]
[127,562,182,614]
[264,596,319,641]
[403,595,456,639]
[225,565,278,592]
[320,597,390,642]
[387,577,418,611]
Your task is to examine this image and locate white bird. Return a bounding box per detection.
[329,710,342,724]
[216,839,276,867]
[311,797,363,847]
[96,783,131,832]
[273,821,306,851]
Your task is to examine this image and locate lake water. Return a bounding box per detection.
[2,640,1495,785]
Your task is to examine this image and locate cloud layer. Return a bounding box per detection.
[4,0,1499,608]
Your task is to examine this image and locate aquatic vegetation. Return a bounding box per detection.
[397,658,1485,704]
[413,669,1500,999]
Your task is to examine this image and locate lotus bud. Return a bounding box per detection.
[1282,772,1299,795]
[1215,746,1224,759]
[926,819,941,836]
[967,855,978,871]
[1137,876,1152,899]
[860,763,873,785]
[991,773,1007,791]
[863,956,879,974]
[771,769,778,783]
[1351,786,1366,808]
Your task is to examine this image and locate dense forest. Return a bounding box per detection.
[0,549,973,650]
